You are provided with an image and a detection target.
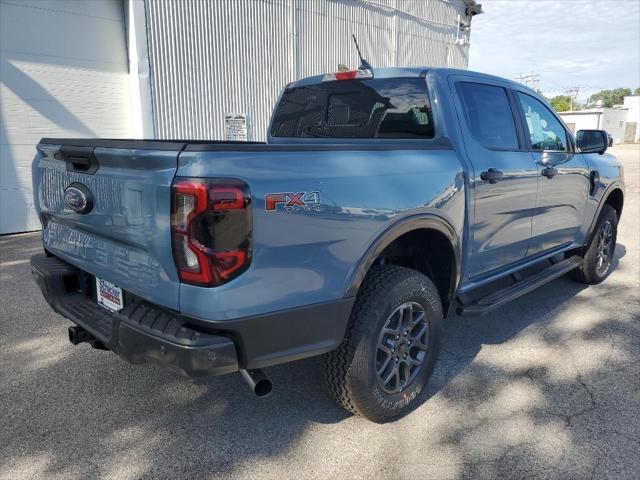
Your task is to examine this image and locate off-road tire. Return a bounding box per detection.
[323,265,442,423]
[571,204,618,284]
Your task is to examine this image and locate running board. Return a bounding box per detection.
[457,255,583,317]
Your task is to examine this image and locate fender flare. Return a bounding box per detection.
[585,182,624,244]
[343,214,462,303]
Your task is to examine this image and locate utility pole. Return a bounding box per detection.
[514,72,540,91]
[565,86,580,111]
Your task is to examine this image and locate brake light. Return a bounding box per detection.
[335,71,358,80]
[171,178,252,287]
[322,69,373,82]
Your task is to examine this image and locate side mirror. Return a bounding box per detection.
[576,130,608,155]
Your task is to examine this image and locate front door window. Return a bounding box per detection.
[517,93,568,152]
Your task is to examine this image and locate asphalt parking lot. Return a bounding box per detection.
[1,145,639,480]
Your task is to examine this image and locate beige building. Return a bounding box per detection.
[559,108,629,145]
[623,96,640,143]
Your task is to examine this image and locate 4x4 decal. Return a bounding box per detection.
[265,191,321,212]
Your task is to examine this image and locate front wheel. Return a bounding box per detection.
[571,204,618,284]
[323,265,442,423]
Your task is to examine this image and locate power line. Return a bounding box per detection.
[513,72,540,91]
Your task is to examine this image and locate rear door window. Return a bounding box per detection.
[270,78,434,139]
[457,82,519,150]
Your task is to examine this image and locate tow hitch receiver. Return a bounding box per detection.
[68,325,108,350]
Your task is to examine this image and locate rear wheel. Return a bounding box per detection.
[323,265,442,423]
[571,204,618,284]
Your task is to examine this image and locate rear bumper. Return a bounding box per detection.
[30,254,353,377]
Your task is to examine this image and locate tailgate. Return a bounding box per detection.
[32,139,185,310]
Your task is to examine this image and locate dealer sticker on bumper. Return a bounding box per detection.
[96,277,123,312]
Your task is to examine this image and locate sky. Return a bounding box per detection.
[468,0,640,102]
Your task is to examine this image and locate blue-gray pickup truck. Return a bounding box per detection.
[31,67,624,422]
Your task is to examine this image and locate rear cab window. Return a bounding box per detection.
[457,82,519,150]
[270,78,434,139]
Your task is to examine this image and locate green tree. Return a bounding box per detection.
[590,88,632,107]
[549,95,572,112]
[634,87,640,96]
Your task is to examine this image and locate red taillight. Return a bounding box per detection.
[171,178,251,287]
[210,187,245,211]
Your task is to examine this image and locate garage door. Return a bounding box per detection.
[0,0,131,234]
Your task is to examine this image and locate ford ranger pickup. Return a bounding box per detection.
[30,67,624,422]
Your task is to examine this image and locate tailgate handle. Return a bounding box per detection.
[61,146,99,174]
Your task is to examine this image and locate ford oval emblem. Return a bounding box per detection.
[64,183,93,214]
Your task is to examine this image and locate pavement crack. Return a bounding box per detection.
[576,373,596,409]
[561,373,599,428]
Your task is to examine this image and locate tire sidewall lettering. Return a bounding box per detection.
[373,384,422,411]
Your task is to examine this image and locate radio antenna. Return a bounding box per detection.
[352,34,373,70]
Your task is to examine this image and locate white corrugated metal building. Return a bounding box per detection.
[1,0,482,234]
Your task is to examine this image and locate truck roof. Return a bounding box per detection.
[288,67,533,94]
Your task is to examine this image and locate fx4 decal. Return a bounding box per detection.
[265,191,321,212]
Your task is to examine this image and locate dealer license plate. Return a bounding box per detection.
[96,277,124,312]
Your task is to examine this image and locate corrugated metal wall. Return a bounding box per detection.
[144,0,472,141]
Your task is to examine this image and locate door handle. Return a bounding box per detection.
[480,168,503,184]
[541,166,558,179]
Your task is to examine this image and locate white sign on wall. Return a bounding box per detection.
[224,113,248,141]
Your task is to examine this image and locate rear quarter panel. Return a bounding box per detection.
[176,147,465,320]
